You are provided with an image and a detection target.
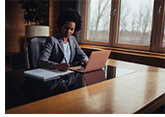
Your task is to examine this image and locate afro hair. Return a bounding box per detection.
[56,8,82,32]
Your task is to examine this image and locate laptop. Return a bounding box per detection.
[70,50,111,73]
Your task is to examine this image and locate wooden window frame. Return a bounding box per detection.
[151,0,165,52]
[111,0,150,51]
[77,0,113,46]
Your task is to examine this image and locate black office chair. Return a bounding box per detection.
[26,36,47,69]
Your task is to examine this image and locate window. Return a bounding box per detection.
[118,0,154,45]
[78,0,165,53]
[86,0,111,43]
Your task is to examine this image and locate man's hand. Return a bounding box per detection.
[54,63,70,71]
[81,60,87,68]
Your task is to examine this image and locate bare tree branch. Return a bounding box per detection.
[95,0,109,32]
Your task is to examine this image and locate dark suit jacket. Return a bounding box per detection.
[37,33,88,68]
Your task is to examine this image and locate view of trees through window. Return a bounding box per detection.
[118,0,154,45]
[87,0,155,45]
[85,0,164,52]
[86,0,111,42]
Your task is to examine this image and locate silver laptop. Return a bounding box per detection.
[70,50,111,73]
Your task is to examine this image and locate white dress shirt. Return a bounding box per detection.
[61,42,71,64]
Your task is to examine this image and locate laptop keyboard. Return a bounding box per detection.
[77,68,85,71]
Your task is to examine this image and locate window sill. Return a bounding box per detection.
[79,44,165,59]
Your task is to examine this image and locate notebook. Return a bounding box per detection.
[70,50,111,73]
[24,68,74,82]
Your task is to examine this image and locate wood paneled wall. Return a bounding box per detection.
[5,1,26,53]
[5,0,60,53]
[49,1,60,36]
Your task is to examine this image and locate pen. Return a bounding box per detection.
[64,57,67,64]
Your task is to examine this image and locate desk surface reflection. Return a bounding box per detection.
[5,65,135,110]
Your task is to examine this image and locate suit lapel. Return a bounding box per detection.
[56,33,64,54]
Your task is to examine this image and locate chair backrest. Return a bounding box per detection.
[26,36,47,69]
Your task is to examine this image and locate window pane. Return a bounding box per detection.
[162,21,165,47]
[118,0,154,45]
[86,0,111,42]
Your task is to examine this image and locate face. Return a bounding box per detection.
[61,21,76,40]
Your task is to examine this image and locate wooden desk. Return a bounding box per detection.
[5,59,165,114]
